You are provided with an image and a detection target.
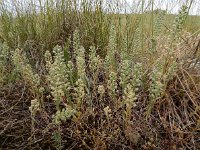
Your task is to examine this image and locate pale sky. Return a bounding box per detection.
[3,0,200,15]
[125,0,200,15]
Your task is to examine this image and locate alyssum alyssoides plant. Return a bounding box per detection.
[45,45,76,149]
[120,52,143,125]
[45,46,76,124]
[121,29,143,120]
[146,61,164,118]
[89,46,104,102]
[12,48,44,115]
[105,23,118,101]
[145,5,187,118]
[169,5,189,51]
[154,11,166,38]
[73,30,88,110]
[12,48,45,145]
[146,55,178,118]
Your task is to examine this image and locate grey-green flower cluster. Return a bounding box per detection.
[53,107,76,124]
[105,23,117,70]
[45,46,70,110]
[147,66,164,117]
[29,99,40,115]
[12,48,44,117]
[12,48,41,96]
[122,63,143,119]
[171,5,188,42]
[45,46,76,124]
[73,30,87,109]
[89,46,101,73]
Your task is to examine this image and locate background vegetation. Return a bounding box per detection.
[0,0,200,149]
